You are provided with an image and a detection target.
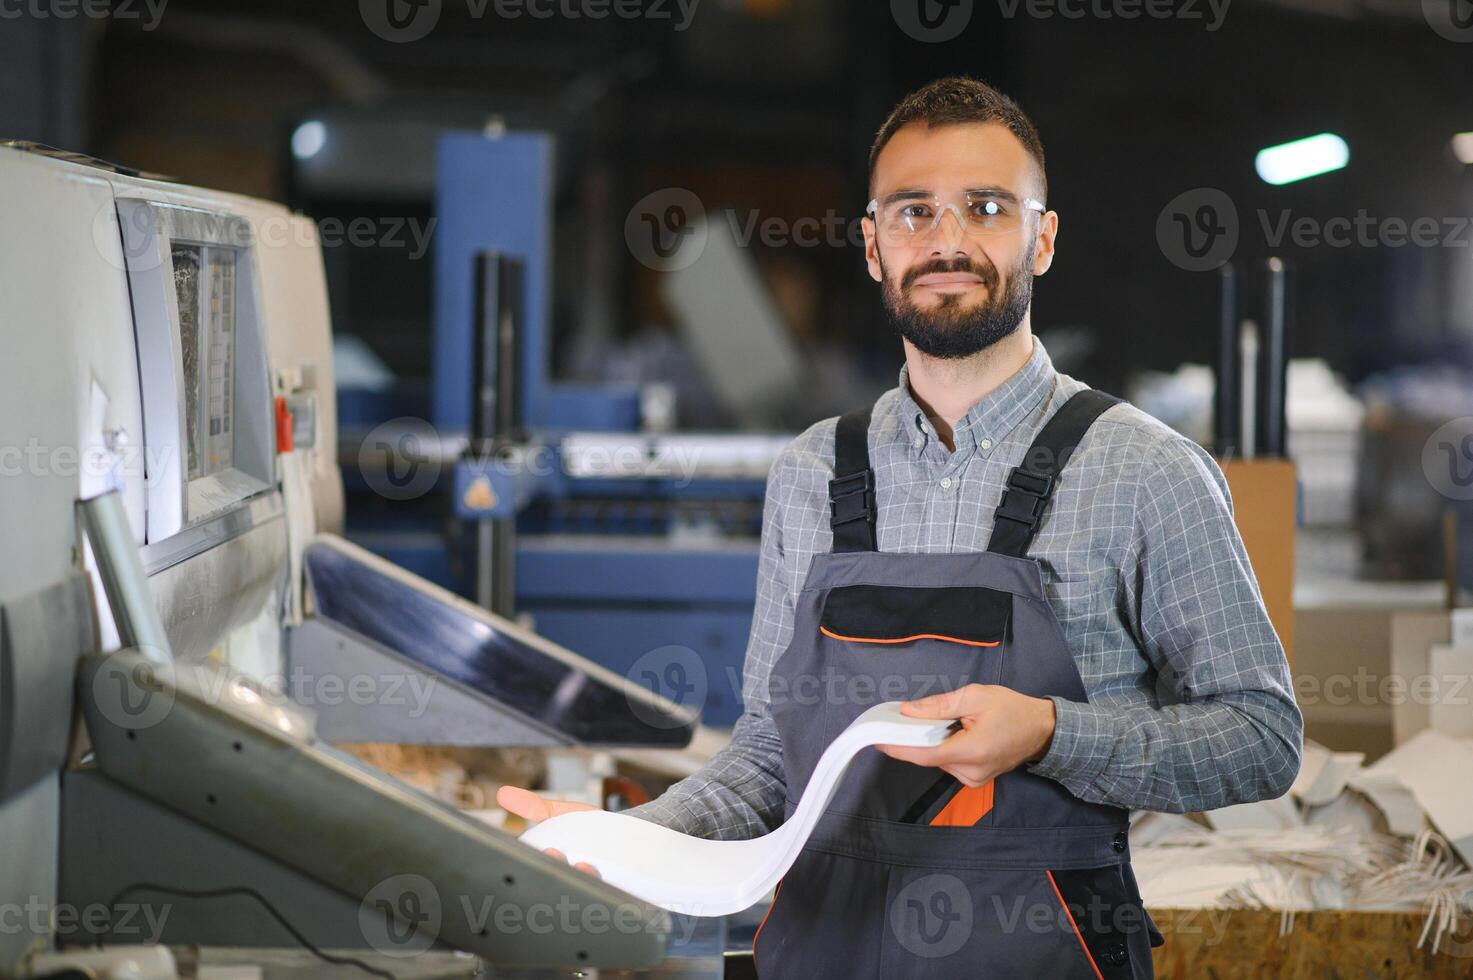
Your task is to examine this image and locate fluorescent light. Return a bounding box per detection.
[291,120,327,160]
[1255,133,1349,185]
[1452,132,1473,165]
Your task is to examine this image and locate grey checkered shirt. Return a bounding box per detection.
[627,338,1303,840]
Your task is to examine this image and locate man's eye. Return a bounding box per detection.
[971,200,1008,219]
[900,204,933,220]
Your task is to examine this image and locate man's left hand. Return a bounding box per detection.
[877,685,1058,786]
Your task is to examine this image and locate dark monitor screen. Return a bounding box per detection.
[304,540,697,748]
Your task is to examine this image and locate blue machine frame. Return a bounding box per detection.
[407,131,769,726]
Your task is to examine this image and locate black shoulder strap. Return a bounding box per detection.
[986,389,1120,558]
[828,407,876,553]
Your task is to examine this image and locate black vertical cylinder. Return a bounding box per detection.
[1256,257,1292,459]
[469,251,524,617]
[471,251,524,450]
[1214,262,1240,458]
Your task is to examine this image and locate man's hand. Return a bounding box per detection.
[877,685,1057,787]
[496,786,602,878]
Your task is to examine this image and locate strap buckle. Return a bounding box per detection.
[994,467,1053,530]
[828,469,875,527]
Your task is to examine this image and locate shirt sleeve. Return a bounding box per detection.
[1027,437,1304,812]
[622,452,796,839]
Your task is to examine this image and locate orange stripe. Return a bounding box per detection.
[1045,869,1105,980]
[819,626,1000,648]
[928,781,994,826]
[752,879,783,954]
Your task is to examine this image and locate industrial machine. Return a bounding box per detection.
[0,141,709,977]
[341,132,793,728]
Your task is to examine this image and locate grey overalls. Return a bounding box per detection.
[758,390,1164,979]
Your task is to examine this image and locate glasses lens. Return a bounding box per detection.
[875,195,1032,242]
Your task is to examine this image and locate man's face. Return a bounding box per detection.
[864,121,1057,359]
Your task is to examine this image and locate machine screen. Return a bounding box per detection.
[172,242,237,481]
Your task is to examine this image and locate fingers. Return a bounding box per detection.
[541,848,601,879]
[497,786,598,823]
[879,728,978,768]
[941,764,993,788]
[900,684,988,719]
[497,785,553,822]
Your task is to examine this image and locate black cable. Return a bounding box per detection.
[102,882,399,980]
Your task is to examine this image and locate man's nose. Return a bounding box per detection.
[928,206,975,257]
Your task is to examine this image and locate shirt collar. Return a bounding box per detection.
[894,337,1056,456]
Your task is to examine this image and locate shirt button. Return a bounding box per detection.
[940,477,953,490]
[980,438,993,450]
[913,436,924,449]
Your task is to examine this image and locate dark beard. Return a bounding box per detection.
[881,249,1034,360]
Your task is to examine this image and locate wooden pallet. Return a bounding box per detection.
[1151,907,1473,978]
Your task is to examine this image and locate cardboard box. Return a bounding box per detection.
[1221,459,1298,665]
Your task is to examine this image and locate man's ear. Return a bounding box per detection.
[1031,210,1058,277]
[863,216,884,283]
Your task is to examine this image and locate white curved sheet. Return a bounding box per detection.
[518,702,953,916]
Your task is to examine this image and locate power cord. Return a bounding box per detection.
[101,883,399,980]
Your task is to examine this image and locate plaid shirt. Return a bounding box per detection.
[628,338,1303,840]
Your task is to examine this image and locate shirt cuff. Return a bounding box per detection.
[1026,696,1109,789]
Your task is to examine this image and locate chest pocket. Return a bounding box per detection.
[819,584,1011,649]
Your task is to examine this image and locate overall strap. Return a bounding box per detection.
[828,407,877,553]
[986,389,1120,559]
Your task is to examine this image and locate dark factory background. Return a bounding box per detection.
[6,0,1473,585]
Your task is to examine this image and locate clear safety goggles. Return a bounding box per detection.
[866,191,1046,242]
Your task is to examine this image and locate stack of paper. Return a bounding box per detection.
[519,702,953,916]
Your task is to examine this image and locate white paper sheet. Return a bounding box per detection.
[1351,730,1473,867]
[518,702,953,916]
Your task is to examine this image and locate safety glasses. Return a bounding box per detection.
[866,190,1046,243]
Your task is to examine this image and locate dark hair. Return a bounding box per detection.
[869,77,1047,201]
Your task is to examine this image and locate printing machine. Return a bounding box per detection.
[0,142,714,977]
[335,132,793,730]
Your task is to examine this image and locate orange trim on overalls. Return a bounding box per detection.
[928,781,994,826]
[752,879,783,954]
[819,626,1001,648]
[1045,869,1105,980]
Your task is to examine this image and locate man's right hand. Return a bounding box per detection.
[496,786,602,878]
